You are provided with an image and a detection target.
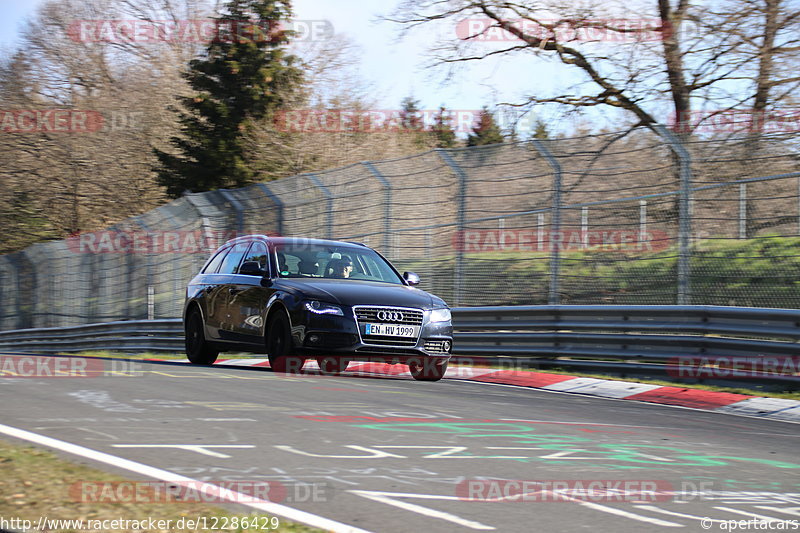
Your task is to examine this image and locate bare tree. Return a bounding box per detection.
[0,0,215,251]
[388,0,798,136]
[246,31,442,178]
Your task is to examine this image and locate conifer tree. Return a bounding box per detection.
[154,0,303,197]
[467,106,504,146]
[431,106,457,148]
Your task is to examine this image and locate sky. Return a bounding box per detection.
[290,1,570,115]
[0,0,592,134]
[0,0,37,50]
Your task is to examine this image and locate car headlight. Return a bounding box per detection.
[430,308,451,323]
[305,300,344,316]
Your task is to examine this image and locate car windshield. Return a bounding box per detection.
[274,243,404,285]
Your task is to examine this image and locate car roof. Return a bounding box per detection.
[220,235,368,249]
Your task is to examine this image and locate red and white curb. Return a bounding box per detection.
[192,358,800,424]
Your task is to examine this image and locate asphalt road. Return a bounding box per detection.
[1,355,798,532]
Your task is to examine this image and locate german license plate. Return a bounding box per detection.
[365,323,419,337]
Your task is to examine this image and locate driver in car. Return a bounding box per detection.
[329,258,354,278]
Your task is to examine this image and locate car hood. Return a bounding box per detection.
[276,279,441,309]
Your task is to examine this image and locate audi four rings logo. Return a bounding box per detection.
[377,310,404,322]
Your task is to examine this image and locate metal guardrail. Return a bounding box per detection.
[0,306,797,385]
[0,319,185,353]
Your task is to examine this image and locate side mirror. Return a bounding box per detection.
[403,271,421,286]
[239,261,266,277]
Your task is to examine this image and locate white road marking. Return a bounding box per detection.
[469,487,683,527]
[34,426,120,441]
[580,502,683,527]
[713,506,790,522]
[348,489,495,530]
[275,444,406,459]
[0,423,371,533]
[375,445,529,459]
[67,390,145,413]
[111,444,254,458]
[633,505,731,523]
[755,507,800,517]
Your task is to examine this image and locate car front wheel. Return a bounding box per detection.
[185,310,219,365]
[267,311,305,373]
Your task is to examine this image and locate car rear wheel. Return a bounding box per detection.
[185,310,218,365]
[409,359,448,381]
[317,357,350,375]
[267,311,305,373]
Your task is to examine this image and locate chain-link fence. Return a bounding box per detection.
[1,125,798,330]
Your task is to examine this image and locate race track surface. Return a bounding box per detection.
[1,355,798,532]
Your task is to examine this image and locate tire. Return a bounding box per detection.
[267,311,305,373]
[317,357,350,375]
[185,309,219,365]
[409,359,448,382]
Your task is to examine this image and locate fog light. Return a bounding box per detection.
[308,334,320,344]
[443,340,452,352]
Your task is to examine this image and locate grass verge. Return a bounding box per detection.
[0,438,321,533]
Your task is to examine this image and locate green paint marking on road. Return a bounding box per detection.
[354,421,800,470]
[355,421,589,442]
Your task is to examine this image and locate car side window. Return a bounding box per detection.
[218,242,250,274]
[243,241,269,271]
[202,247,228,274]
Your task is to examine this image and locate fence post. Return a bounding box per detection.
[306,173,334,239]
[218,189,245,234]
[652,124,693,305]
[537,213,545,251]
[184,193,219,248]
[135,217,154,320]
[581,207,589,249]
[531,139,562,305]
[436,149,467,307]
[6,253,32,329]
[639,200,647,248]
[256,183,284,236]
[362,162,393,256]
[118,224,137,321]
[739,183,747,239]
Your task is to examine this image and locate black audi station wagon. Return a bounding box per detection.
[184,236,453,381]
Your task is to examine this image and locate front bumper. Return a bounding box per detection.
[291,307,453,361]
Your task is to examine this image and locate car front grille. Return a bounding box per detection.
[354,306,424,347]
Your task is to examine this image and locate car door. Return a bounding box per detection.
[229,240,276,346]
[197,246,231,342]
[214,241,251,342]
